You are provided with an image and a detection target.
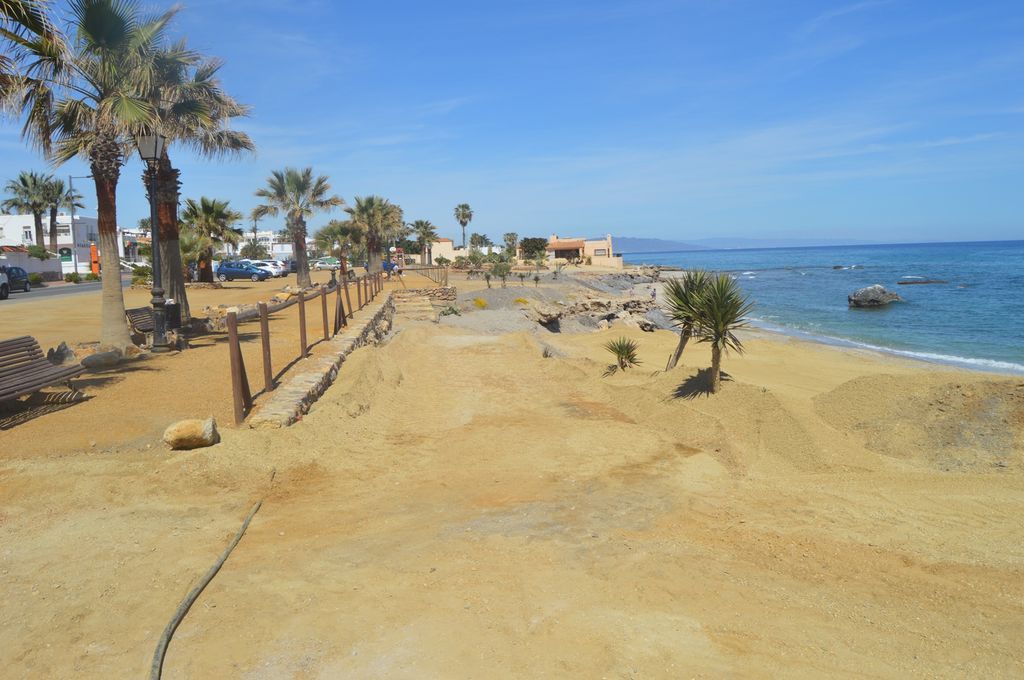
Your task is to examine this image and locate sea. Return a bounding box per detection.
[623,240,1024,374]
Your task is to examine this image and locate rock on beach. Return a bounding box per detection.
[163,416,220,450]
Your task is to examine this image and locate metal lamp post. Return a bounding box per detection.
[136,132,169,351]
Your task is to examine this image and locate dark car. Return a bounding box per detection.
[1,265,31,292]
[216,261,271,282]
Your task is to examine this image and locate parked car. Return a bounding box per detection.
[312,257,340,271]
[0,265,30,293]
[259,260,288,277]
[239,259,285,278]
[216,261,271,282]
[0,268,8,300]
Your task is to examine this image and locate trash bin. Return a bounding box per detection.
[165,302,182,329]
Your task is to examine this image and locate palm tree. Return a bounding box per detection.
[180,197,242,281]
[254,167,344,288]
[178,229,211,282]
[692,273,753,393]
[344,195,403,274]
[454,203,472,249]
[503,232,518,259]
[604,337,641,375]
[0,0,67,106]
[40,177,83,254]
[411,219,438,264]
[313,219,363,264]
[661,269,711,370]
[141,42,253,322]
[24,0,178,350]
[2,170,49,246]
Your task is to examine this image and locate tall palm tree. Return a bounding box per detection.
[2,169,48,245]
[411,219,438,264]
[254,167,344,288]
[692,273,753,393]
[453,203,472,249]
[503,231,518,258]
[344,195,403,274]
[141,42,253,322]
[180,197,241,282]
[24,0,178,350]
[661,269,711,370]
[40,176,83,254]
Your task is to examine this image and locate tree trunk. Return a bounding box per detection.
[421,247,426,265]
[154,157,189,321]
[461,225,466,249]
[293,219,311,288]
[665,330,690,370]
[366,233,382,274]
[93,172,133,350]
[33,212,45,248]
[710,345,722,393]
[197,252,214,283]
[48,206,59,254]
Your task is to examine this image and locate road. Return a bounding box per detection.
[2,276,129,305]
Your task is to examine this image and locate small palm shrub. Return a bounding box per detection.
[517,272,526,286]
[28,273,44,286]
[484,272,492,288]
[85,272,100,281]
[603,336,641,375]
[661,270,711,370]
[533,274,540,287]
[64,272,81,283]
[692,273,753,393]
[473,297,488,309]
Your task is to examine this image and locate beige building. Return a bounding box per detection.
[546,233,622,268]
[428,237,464,263]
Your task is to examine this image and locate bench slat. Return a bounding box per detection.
[0,335,84,402]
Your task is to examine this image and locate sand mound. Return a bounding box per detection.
[815,374,1024,471]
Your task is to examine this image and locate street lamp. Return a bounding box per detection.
[136,131,169,351]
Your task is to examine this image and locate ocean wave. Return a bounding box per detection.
[901,275,926,279]
[749,319,1024,374]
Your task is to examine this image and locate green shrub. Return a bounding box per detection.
[84,272,100,281]
[604,336,641,375]
[28,273,44,286]
[439,305,461,317]
[27,245,51,261]
[64,272,81,284]
[435,256,451,267]
[491,262,512,287]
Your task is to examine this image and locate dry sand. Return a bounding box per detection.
[1,273,1022,678]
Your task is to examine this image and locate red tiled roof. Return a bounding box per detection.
[434,237,454,242]
[0,245,28,253]
[547,239,585,250]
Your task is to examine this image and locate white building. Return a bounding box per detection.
[225,228,296,259]
[0,212,131,274]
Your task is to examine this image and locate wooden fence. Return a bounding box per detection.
[405,264,449,286]
[225,270,385,424]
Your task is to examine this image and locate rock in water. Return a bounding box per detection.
[849,284,902,308]
[163,416,220,450]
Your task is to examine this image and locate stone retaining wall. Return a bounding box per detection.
[246,295,396,429]
[394,286,456,302]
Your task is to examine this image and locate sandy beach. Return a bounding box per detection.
[1,270,1022,678]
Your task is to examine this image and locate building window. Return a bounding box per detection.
[594,248,607,256]
[87,232,98,242]
[23,229,33,242]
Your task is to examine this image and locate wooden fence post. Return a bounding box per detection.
[258,302,273,392]
[226,311,252,425]
[334,283,347,332]
[298,291,308,357]
[320,286,329,340]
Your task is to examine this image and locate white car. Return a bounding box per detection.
[241,259,286,278]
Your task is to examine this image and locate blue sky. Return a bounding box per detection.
[2,0,1022,243]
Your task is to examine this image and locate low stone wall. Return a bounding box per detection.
[246,295,396,429]
[394,286,456,302]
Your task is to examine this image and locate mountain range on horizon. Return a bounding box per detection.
[611,236,879,253]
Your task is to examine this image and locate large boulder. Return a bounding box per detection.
[81,349,122,370]
[849,284,902,308]
[163,416,220,450]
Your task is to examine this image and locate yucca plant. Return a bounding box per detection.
[603,336,641,375]
[533,274,540,287]
[692,274,753,393]
[517,272,526,286]
[661,269,711,370]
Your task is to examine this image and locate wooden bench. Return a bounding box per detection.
[0,336,85,402]
[125,307,155,334]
